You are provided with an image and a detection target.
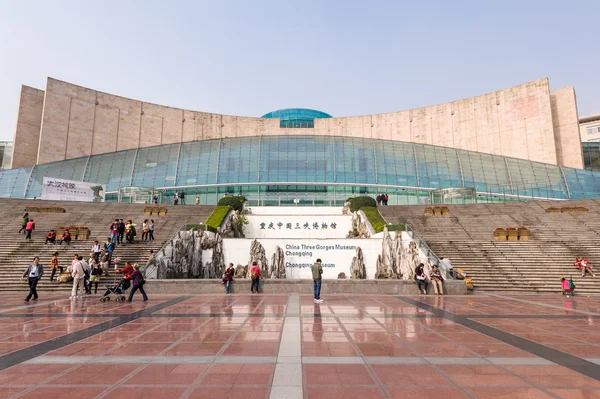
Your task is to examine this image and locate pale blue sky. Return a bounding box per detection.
[0,0,598,141]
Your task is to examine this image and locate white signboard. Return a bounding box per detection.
[222,238,383,279]
[41,177,106,202]
[245,215,352,239]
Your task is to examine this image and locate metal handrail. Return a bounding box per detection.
[405,223,441,267]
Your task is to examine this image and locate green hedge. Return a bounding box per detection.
[361,206,386,233]
[387,223,406,232]
[205,205,232,232]
[347,196,377,212]
[217,197,244,212]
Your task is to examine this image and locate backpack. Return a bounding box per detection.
[251,272,258,280]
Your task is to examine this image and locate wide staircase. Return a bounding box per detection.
[380,199,600,294]
[0,199,213,293]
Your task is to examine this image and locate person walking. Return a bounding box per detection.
[384,193,389,205]
[148,220,155,241]
[415,263,429,294]
[70,255,86,300]
[22,257,43,302]
[195,196,200,205]
[25,219,35,240]
[153,195,158,205]
[89,261,103,294]
[127,265,148,302]
[92,240,102,263]
[223,263,235,294]
[118,219,126,244]
[141,219,149,241]
[79,255,91,295]
[250,261,261,294]
[179,190,186,205]
[173,192,179,205]
[430,265,445,295]
[312,259,324,303]
[49,252,63,282]
[19,212,29,234]
[125,220,136,243]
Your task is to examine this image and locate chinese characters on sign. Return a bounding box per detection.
[260,221,337,230]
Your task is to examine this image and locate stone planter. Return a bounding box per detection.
[424,207,433,216]
[433,207,442,217]
[158,207,167,216]
[518,228,530,241]
[441,206,450,216]
[507,229,519,241]
[494,229,507,241]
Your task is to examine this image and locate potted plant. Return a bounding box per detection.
[545,207,560,213]
[159,207,167,216]
[433,206,442,217]
[440,206,450,216]
[424,206,433,216]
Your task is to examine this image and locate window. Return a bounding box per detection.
[587,125,600,135]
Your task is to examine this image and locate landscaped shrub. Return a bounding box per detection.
[346,196,376,212]
[205,206,233,232]
[361,206,387,233]
[217,196,244,212]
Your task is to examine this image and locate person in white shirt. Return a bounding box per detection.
[22,257,43,302]
[70,255,85,300]
[91,241,102,263]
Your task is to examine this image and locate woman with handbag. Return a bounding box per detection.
[250,261,261,294]
[127,264,148,302]
[141,220,149,241]
[415,263,429,295]
[223,263,235,294]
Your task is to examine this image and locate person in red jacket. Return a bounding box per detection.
[25,219,35,240]
[249,261,261,294]
[223,263,235,294]
[118,262,135,280]
[575,257,596,278]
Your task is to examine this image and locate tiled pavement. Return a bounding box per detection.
[1,293,600,398]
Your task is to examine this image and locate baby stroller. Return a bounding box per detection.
[100,278,131,302]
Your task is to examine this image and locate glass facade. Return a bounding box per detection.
[262,108,332,128]
[1,135,600,205]
[583,142,600,172]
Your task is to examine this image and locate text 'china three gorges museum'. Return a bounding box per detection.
[2,77,598,205]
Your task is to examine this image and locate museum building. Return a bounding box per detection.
[1,77,600,205]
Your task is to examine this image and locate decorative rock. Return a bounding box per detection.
[248,239,269,278]
[349,247,366,279]
[349,212,371,239]
[269,246,286,279]
[342,201,351,215]
[234,264,248,279]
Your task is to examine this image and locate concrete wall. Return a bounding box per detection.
[10,77,584,169]
[144,278,468,295]
[10,86,45,168]
[550,86,584,169]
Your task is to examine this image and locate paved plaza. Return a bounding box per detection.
[0,293,600,398]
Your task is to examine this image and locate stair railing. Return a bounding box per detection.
[405,223,443,270]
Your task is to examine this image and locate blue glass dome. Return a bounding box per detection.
[262,108,332,128]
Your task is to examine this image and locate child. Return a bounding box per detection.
[561,277,575,296]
